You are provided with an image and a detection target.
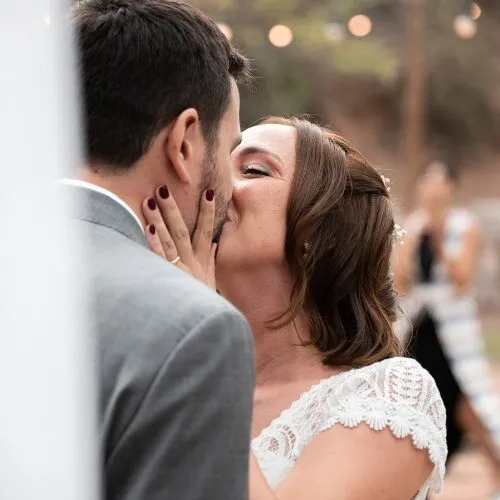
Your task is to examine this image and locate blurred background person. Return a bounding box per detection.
[394,161,500,499]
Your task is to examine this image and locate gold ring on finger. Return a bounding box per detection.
[169,255,181,265]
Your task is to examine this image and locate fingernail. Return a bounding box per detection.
[159,185,169,199]
[147,197,157,211]
[206,189,214,202]
[149,224,156,235]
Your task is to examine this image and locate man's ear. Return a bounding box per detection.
[164,108,203,184]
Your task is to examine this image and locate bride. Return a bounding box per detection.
[142,116,447,499]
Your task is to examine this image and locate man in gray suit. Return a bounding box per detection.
[64,1,255,499]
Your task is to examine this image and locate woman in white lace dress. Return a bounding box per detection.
[144,117,448,499]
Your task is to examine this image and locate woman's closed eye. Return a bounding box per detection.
[241,163,270,177]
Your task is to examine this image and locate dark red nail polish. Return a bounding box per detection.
[159,185,169,199]
[206,189,214,202]
[149,224,156,235]
[147,198,156,211]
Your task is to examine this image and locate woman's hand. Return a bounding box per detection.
[142,185,217,289]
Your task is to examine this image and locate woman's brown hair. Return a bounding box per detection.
[262,116,401,367]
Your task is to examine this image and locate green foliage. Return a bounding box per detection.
[190,0,499,160]
[328,40,397,78]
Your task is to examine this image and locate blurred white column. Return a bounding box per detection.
[0,2,98,500]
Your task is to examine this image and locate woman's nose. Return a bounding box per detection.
[230,179,246,211]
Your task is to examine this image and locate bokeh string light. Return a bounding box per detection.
[220,9,480,47]
[217,23,233,41]
[324,23,346,43]
[347,14,372,38]
[454,14,477,39]
[471,2,482,21]
[268,24,293,48]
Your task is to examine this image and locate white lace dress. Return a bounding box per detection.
[252,357,448,499]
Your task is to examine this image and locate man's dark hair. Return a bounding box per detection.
[71,0,250,168]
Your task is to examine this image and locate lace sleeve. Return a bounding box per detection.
[253,357,448,497]
[314,358,447,496]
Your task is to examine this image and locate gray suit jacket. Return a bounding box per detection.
[66,185,255,500]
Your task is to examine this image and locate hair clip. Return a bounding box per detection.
[392,224,407,246]
[381,175,391,193]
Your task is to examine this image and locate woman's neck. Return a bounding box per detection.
[217,266,291,328]
[217,267,330,387]
[252,327,328,387]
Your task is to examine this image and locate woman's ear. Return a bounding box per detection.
[164,108,203,184]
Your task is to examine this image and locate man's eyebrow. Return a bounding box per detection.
[231,136,243,152]
[238,145,284,166]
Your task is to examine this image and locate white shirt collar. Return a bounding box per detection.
[58,178,144,233]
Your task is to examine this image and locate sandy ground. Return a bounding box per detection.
[430,365,500,500]
[431,450,498,499]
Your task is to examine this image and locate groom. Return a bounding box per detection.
[65,1,254,499]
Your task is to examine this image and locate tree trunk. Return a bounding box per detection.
[401,0,428,212]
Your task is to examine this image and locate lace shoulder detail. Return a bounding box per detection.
[252,357,447,496]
